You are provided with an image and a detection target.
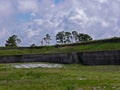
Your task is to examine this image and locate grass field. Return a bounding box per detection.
[0,63,120,90]
[0,42,120,56]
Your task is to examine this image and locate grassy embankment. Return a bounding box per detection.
[0,38,120,90]
[0,63,120,90]
[0,43,120,56]
[0,38,120,56]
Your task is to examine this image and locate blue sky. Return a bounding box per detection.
[54,0,64,3]
[0,0,120,46]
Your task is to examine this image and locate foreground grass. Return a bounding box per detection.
[0,63,120,90]
[0,42,120,56]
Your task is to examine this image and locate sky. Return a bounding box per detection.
[0,0,120,46]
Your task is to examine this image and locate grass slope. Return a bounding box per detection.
[0,42,120,56]
[0,63,120,90]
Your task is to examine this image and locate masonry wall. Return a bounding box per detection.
[0,50,120,65]
[0,53,74,64]
[80,50,120,65]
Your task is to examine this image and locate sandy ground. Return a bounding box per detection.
[14,63,63,68]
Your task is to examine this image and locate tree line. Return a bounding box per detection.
[5,31,93,47]
[56,31,92,44]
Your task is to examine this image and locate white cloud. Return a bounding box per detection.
[25,29,41,38]
[31,12,36,17]
[98,0,108,3]
[69,9,89,26]
[0,0,14,18]
[0,0,120,46]
[17,0,38,13]
[101,21,110,27]
[33,19,43,26]
[0,28,8,38]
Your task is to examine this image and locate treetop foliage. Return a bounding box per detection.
[5,35,21,47]
[56,31,93,44]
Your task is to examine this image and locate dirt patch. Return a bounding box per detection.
[14,63,63,68]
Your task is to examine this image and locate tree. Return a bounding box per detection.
[5,35,21,47]
[40,39,44,46]
[56,31,65,44]
[44,34,51,45]
[30,43,36,47]
[72,31,79,42]
[65,32,72,44]
[78,33,93,42]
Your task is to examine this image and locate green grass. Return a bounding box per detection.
[0,63,120,90]
[0,42,120,56]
